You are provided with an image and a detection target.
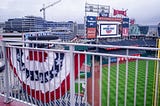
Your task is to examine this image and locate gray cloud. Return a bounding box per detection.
[0,0,159,25]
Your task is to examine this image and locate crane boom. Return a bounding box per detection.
[40,0,62,20]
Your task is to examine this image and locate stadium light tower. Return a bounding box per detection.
[40,0,62,20]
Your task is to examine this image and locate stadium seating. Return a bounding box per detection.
[99,38,156,47]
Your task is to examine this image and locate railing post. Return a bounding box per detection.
[69,45,75,106]
[154,39,160,106]
[2,41,11,103]
[154,60,159,106]
[124,48,129,106]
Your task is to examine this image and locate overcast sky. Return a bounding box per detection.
[0,0,159,25]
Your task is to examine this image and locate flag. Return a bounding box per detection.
[130,19,135,25]
[7,47,85,103]
[113,9,127,16]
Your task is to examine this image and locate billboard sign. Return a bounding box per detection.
[122,18,129,28]
[87,28,96,38]
[97,20,121,38]
[99,6,110,17]
[85,3,110,14]
[122,28,129,36]
[97,17,122,22]
[85,3,99,12]
[99,10,109,17]
[86,22,97,28]
[86,16,97,28]
[23,32,52,40]
[123,18,129,22]
[87,16,96,21]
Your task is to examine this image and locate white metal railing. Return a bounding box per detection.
[0,39,159,106]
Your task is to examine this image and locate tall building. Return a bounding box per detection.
[4,16,45,32]
[77,24,85,36]
[0,22,5,33]
[22,16,45,32]
[4,18,23,32]
[3,16,79,40]
[44,21,76,40]
[4,16,77,36]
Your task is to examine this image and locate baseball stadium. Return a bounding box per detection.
[0,3,159,106]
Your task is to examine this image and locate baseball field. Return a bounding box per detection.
[102,60,155,106]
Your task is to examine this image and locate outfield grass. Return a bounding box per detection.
[102,60,155,106]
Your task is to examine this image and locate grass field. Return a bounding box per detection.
[102,60,155,106]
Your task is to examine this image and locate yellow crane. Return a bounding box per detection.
[40,0,62,20]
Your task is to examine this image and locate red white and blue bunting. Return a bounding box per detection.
[7,48,85,103]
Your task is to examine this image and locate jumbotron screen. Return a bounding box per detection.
[98,23,121,38]
[100,24,117,35]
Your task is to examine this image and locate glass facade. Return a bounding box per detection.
[4,16,76,34]
[4,18,23,32]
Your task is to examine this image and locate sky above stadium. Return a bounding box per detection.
[0,0,159,25]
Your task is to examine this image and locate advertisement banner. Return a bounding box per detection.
[97,17,122,22]
[122,28,129,36]
[122,18,129,28]
[99,7,109,17]
[122,24,129,28]
[86,16,97,28]
[87,28,96,38]
[118,54,140,62]
[23,32,52,40]
[86,22,97,28]
[85,4,99,12]
[85,3,110,14]
[123,18,129,22]
[87,16,96,21]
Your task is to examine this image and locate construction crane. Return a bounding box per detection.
[40,0,62,20]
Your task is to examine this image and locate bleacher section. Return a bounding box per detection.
[95,38,157,58]
[99,38,156,47]
[139,26,149,35]
[98,48,144,55]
